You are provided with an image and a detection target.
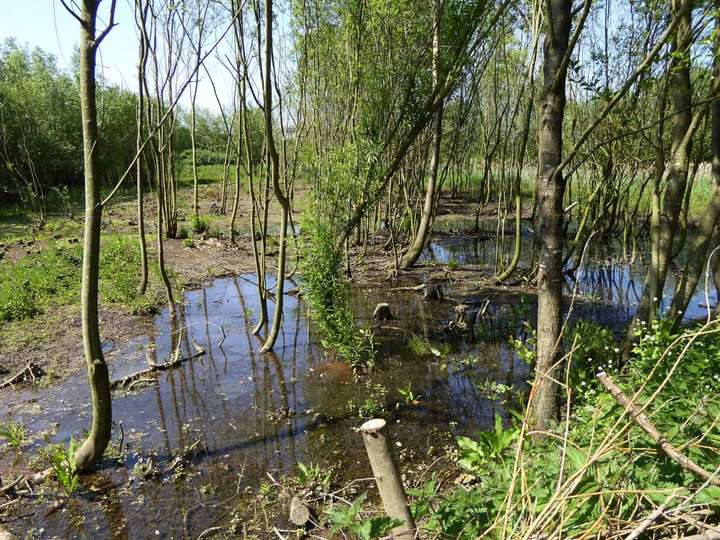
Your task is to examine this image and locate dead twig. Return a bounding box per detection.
[0,362,45,389]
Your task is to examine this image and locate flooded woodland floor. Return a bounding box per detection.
[1,203,717,539]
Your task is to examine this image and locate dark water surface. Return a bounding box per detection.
[1,232,715,539]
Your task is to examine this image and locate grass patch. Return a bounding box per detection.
[0,235,166,323]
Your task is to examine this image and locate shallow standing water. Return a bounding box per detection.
[0,270,528,538]
[1,232,716,538]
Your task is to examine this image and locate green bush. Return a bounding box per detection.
[409,320,720,538]
[191,215,210,234]
[299,212,374,369]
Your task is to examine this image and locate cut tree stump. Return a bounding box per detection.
[423,283,444,301]
[289,496,311,526]
[372,303,393,320]
[359,418,416,538]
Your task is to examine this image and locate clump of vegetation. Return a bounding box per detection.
[397,382,421,406]
[406,320,720,538]
[407,334,435,356]
[0,420,28,449]
[300,212,374,369]
[326,494,401,540]
[50,437,80,494]
[191,214,210,234]
[295,461,332,493]
[348,382,388,419]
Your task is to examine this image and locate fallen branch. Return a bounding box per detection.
[597,371,720,487]
[0,362,45,390]
[111,349,205,390]
[1,468,52,499]
[388,284,425,292]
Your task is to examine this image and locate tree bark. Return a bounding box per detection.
[74,0,114,471]
[530,0,572,432]
[399,0,443,270]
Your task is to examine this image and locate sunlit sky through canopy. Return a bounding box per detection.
[0,0,274,112]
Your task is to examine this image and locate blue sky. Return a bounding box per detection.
[1,1,240,111]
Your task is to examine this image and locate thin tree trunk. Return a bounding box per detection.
[399,1,443,270]
[260,0,290,353]
[530,0,572,432]
[135,0,149,296]
[629,0,693,338]
[668,6,720,328]
[191,81,200,217]
[74,0,114,471]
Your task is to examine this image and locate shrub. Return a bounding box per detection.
[409,320,720,538]
[300,213,374,369]
[191,215,210,234]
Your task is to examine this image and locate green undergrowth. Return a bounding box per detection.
[0,235,169,322]
[402,319,720,538]
[299,212,374,370]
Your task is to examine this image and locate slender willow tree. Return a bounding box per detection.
[260,0,291,353]
[627,0,694,340]
[135,0,150,296]
[63,0,117,470]
[530,0,573,431]
[399,0,444,270]
[668,2,720,328]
